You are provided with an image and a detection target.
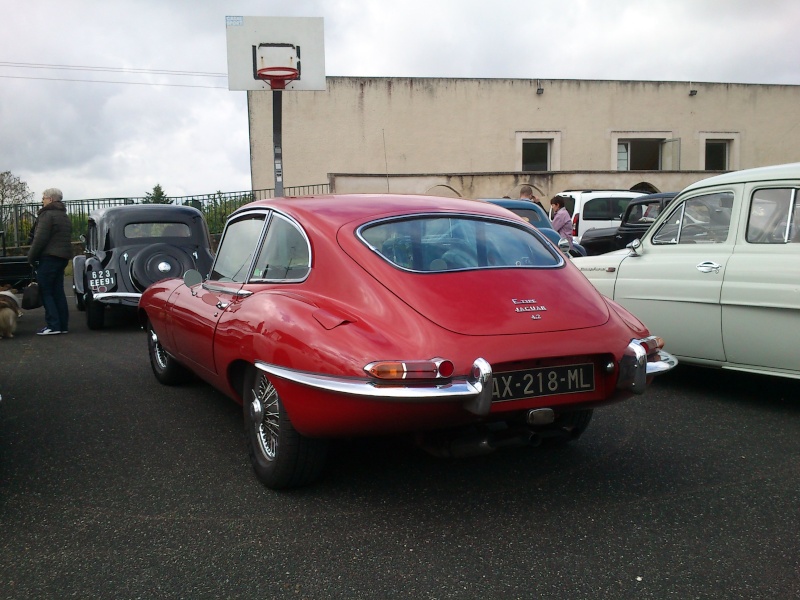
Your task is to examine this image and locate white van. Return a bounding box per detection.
[553,190,646,242]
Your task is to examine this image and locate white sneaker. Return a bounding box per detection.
[37,327,61,335]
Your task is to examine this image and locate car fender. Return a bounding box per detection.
[572,250,628,298]
[72,255,87,294]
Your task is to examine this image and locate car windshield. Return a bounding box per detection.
[124,222,191,238]
[359,215,561,272]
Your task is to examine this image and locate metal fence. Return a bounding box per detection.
[0,184,330,251]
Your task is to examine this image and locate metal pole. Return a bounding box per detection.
[272,89,284,197]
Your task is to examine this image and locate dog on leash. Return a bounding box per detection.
[0,290,21,339]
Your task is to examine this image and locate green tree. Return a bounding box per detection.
[0,171,36,240]
[0,171,34,219]
[142,183,171,204]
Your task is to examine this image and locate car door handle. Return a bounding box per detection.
[216,300,229,310]
[696,261,721,274]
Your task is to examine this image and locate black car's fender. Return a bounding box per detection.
[72,255,87,295]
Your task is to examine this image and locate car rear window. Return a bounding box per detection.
[359,216,561,272]
[507,207,547,225]
[124,222,191,238]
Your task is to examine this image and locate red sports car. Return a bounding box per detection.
[139,195,676,489]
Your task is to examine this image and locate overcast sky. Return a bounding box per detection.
[2,0,798,200]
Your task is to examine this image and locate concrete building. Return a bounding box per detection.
[247,77,800,200]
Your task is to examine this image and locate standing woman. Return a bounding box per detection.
[28,188,72,335]
[549,195,574,250]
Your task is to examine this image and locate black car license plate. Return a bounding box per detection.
[492,363,595,402]
[89,269,116,292]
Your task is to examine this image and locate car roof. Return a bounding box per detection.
[560,189,640,193]
[628,192,678,203]
[233,194,522,230]
[681,162,800,193]
[88,204,203,223]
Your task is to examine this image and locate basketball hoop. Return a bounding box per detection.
[256,66,299,90]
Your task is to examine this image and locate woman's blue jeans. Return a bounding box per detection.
[36,255,69,332]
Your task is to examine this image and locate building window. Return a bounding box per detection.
[611,132,676,171]
[522,140,549,171]
[516,131,561,171]
[698,132,739,170]
[617,139,663,170]
[617,143,629,170]
[705,140,729,170]
[522,140,550,171]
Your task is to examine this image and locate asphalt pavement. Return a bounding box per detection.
[1,278,799,599]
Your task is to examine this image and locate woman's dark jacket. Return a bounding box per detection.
[27,200,73,263]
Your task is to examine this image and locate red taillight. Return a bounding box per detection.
[641,336,665,355]
[365,358,454,380]
[572,214,579,236]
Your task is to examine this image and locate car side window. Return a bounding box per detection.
[252,214,311,281]
[583,197,631,220]
[746,188,798,244]
[210,214,266,282]
[652,192,733,245]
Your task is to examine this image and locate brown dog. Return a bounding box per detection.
[0,290,21,339]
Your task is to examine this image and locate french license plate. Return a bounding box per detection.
[492,363,595,402]
[89,269,116,292]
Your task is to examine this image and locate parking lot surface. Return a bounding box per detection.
[1,280,799,599]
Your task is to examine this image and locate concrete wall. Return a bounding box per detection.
[248,77,800,197]
[327,170,713,199]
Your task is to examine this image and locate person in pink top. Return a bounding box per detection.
[549,195,573,249]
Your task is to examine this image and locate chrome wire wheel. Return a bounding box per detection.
[150,330,169,370]
[243,365,329,489]
[251,373,280,461]
[146,320,191,386]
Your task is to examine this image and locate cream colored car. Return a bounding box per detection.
[573,162,800,380]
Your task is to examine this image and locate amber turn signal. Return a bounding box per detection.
[365,359,454,380]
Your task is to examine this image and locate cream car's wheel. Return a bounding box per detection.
[243,365,328,489]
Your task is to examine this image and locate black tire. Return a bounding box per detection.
[74,285,86,311]
[543,409,594,446]
[130,244,195,292]
[147,320,192,385]
[243,365,328,490]
[85,293,105,330]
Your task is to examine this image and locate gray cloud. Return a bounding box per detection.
[1,0,797,199]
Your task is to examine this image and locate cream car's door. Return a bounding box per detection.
[721,186,800,373]
[612,190,737,362]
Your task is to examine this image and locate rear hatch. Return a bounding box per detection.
[339,226,610,336]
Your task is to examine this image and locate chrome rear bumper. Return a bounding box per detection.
[617,337,678,394]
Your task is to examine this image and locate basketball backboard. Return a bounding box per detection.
[225,16,326,91]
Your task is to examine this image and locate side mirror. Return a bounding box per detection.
[557,238,573,258]
[183,269,203,288]
[627,238,642,256]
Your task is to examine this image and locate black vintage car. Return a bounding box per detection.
[579,192,677,256]
[73,204,214,329]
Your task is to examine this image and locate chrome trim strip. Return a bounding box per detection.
[202,282,253,297]
[255,357,494,416]
[93,292,141,302]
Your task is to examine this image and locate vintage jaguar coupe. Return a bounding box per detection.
[139,194,676,489]
[74,204,214,329]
